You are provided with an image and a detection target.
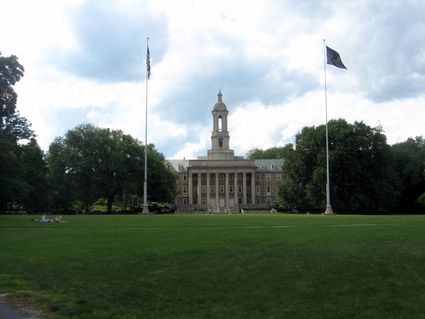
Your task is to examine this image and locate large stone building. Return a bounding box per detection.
[168,91,283,212]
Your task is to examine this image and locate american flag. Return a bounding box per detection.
[146,44,151,79]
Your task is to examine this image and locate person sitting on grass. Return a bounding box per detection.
[40,213,51,223]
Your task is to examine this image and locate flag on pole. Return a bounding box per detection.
[146,44,151,79]
[326,46,347,69]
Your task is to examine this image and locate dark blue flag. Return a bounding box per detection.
[326,46,347,69]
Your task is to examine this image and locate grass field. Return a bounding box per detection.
[1,214,425,318]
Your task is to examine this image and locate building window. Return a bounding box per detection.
[220,185,225,193]
[220,173,225,180]
[183,198,187,205]
[238,185,242,193]
[238,197,242,204]
[202,185,206,193]
[229,174,234,180]
[238,173,242,180]
[277,174,281,180]
[256,174,260,181]
[202,197,206,204]
[266,185,271,194]
[183,174,187,181]
[260,163,265,169]
[271,163,276,170]
[202,173,206,180]
[256,185,261,194]
[219,137,223,147]
[211,187,215,193]
[256,198,260,204]
[218,115,223,131]
[229,185,233,193]
[266,174,271,180]
[183,186,187,196]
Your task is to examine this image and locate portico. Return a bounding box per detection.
[187,161,256,212]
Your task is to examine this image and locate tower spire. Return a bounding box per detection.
[217,90,222,102]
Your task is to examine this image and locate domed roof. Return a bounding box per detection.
[213,90,228,111]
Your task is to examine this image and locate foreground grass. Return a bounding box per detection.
[1,214,425,318]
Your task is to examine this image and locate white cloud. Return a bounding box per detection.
[1,0,424,158]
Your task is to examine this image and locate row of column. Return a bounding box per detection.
[188,172,255,207]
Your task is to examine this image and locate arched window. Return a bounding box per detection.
[219,137,223,147]
[218,116,223,131]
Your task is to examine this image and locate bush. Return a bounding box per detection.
[418,193,425,207]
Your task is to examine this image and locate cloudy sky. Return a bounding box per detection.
[1,0,424,159]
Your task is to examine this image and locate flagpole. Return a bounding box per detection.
[323,39,334,215]
[142,37,150,214]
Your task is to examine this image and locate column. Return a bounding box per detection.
[188,173,193,205]
[206,173,210,208]
[242,172,247,204]
[215,172,219,209]
[225,172,229,209]
[251,171,255,205]
[234,172,238,206]
[197,172,201,206]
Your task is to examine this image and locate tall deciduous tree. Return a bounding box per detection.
[46,137,75,212]
[47,124,176,213]
[0,52,34,211]
[391,137,425,213]
[19,138,48,212]
[279,119,400,212]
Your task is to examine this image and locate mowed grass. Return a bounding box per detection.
[1,214,425,319]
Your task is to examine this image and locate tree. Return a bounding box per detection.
[47,124,176,213]
[247,146,293,160]
[0,52,34,211]
[46,137,75,212]
[19,138,48,212]
[145,144,176,203]
[418,192,425,208]
[279,119,400,212]
[391,137,425,213]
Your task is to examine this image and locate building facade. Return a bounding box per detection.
[168,91,283,212]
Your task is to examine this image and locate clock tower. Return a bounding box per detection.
[207,90,235,160]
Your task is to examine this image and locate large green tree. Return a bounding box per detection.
[46,137,75,212]
[19,138,48,212]
[279,119,400,212]
[391,137,425,213]
[47,124,176,213]
[0,52,34,211]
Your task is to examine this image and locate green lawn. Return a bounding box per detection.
[1,214,425,318]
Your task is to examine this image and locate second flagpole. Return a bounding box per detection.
[323,39,334,215]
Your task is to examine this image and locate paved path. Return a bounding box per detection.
[0,299,38,319]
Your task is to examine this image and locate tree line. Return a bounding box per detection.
[0,52,175,214]
[248,121,425,213]
[2,52,424,214]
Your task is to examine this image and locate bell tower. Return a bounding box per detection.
[207,90,235,160]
